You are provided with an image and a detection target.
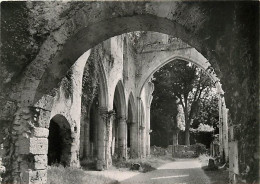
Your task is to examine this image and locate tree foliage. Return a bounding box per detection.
[151,60,218,146]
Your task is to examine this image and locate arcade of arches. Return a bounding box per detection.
[0,2,258,184]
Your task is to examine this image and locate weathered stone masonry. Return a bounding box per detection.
[0,2,258,184]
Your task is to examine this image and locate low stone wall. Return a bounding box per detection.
[167,144,207,158]
[150,146,168,156]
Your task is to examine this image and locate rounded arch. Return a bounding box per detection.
[31,10,210,104]
[48,114,72,167]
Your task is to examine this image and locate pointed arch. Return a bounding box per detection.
[113,80,126,117]
[127,92,136,122]
[97,56,108,108]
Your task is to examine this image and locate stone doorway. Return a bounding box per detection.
[48,114,72,167]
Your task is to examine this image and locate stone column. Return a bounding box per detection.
[118,116,127,160]
[97,109,115,169]
[223,107,229,162]
[136,97,141,158]
[146,106,151,157]
[3,106,50,184]
[105,111,115,168]
[96,107,108,170]
[218,97,224,159]
[140,126,146,158]
[127,122,138,158]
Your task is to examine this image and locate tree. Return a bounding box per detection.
[150,77,178,147]
[152,60,215,145]
[192,91,219,131]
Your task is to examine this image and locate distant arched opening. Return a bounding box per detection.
[112,80,126,160]
[48,114,72,166]
[127,93,135,158]
[89,96,99,159]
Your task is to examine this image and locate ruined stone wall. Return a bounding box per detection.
[1,2,258,183]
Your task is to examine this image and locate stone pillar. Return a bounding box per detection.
[218,97,224,159]
[96,107,108,170]
[97,109,115,170]
[118,116,127,160]
[223,107,229,162]
[105,111,115,168]
[146,106,151,157]
[136,97,142,158]
[140,126,146,158]
[130,122,138,158]
[3,106,50,184]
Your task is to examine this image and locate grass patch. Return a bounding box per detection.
[47,165,117,184]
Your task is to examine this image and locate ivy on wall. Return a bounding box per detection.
[82,49,100,110]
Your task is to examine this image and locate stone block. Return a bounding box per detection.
[19,138,48,155]
[33,128,49,138]
[21,170,47,184]
[34,155,47,170]
[38,109,51,128]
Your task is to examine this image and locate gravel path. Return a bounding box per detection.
[120,159,212,184]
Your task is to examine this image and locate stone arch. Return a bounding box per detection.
[25,5,212,105]
[138,45,227,159]
[79,48,109,169]
[127,92,136,122]
[112,80,126,118]
[97,58,109,108]
[48,114,72,167]
[112,80,127,160]
[137,47,223,97]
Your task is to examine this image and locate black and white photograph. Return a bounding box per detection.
[0,1,259,184]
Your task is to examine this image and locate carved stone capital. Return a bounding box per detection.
[98,107,108,120]
[99,107,116,122]
[107,110,116,120]
[117,115,127,122]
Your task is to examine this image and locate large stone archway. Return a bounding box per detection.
[1,2,258,184]
[136,35,227,159]
[136,40,223,96]
[12,2,215,107]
